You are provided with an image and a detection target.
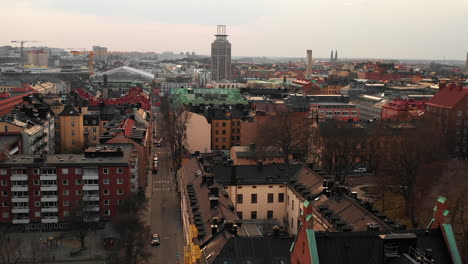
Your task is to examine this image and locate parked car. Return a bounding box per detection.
[150,234,160,246]
[153,154,158,161]
[353,168,367,174]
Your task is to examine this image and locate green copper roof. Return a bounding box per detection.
[442,224,462,264]
[437,196,447,204]
[306,215,312,222]
[303,200,310,208]
[306,229,320,264]
[170,88,248,105]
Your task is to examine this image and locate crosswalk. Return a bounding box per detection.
[153,187,174,192]
[155,180,172,184]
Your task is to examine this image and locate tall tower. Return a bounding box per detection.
[466,52,468,70]
[334,50,338,62]
[211,25,232,81]
[306,50,313,79]
[330,50,334,62]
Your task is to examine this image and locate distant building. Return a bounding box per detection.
[184,112,211,154]
[59,105,85,153]
[211,25,231,81]
[92,46,108,62]
[26,50,48,67]
[160,82,196,94]
[353,95,388,121]
[194,69,211,87]
[381,98,426,120]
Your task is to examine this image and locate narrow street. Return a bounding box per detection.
[146,134,184,262]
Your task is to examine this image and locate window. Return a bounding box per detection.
[75,168,82,174]
[92,127,97,132]
[237,211,243,219]
[63,211,70,217]
[117,189,123,195]
[222,130,226,135]
[33,179,39,185]
[215,130,219,135]
[63,200,70,206]
[1,191,7,196]
[278,193,284,203]
[104,189,110,195]
[117,168,123,174]
[62,179,68,185]
[267,210,274,219]
[117,178,123,184]
[215,138,219,143]
[76,179,82,185]
[33,168,40,175]
[251,211,257,219]
[105,210,111,216]
[222,145,226,149]
[103,178,110,184]
[251,194,257,204]
[292,200,295,210]
[35,201,40,207]
[268,193,274,203]
[62,168,69,174]
[103,168,109,174]
[104,200,110,205]
[71,130,75,136]
[1,180,7,186]
[222,122,226,127]
[71,121,75,127]
[236,194,243,204]
[457,110,462,116]
[76,190,82,196]
[252,186,257,189]
[2,201,8,207]
[63,190,69,196]
[34,190,40,196]
[2,212,9,218]
[0,169,6,175]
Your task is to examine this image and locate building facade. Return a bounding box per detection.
[0,144,136,229]
[59,105,85,153]
[211,25,231,81]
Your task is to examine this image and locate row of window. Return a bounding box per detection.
[2,210,112,219]
[236,193,284,204]
[1,189,124,197]
[1,168,125,175]
[236,210,274,220]
[319,110,358,116]
[1,178,124,186]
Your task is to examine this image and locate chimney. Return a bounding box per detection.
[367,222,380,231]
[210,197,219,209]
[211,224,218,236]
[206,175,214,186]
[257,160,263,170]
[209,186,219,197]
[202,175,207,185]
[231,165,237,185]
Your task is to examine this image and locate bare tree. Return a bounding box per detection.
[378,118,448,227]
[110,193,151,264]
[66,201,99,249]
[256,111,311,164]
[0,225,22,264]
[315,120,364,184]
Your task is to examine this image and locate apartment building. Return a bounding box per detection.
[0,144,137,230]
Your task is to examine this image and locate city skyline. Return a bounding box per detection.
[1,0,468,60]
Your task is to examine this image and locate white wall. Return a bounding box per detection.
[184,112,211,153]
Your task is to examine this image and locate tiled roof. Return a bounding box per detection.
[426,83,468,109]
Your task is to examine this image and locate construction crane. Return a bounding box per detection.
[66,48,95,76]
[11,40,39,67]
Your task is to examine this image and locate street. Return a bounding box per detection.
[147,144,184,264]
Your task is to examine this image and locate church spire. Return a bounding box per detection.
[334,50,338,62]
[330,50,334,62]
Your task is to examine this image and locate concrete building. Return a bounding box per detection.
[210,82,247,89]
[194,69,211,88]
[92,46,108,62]
[0,144,137,229]
[211,25,231,81]
[353,95,388,121]
[26,50,48,67]
[160,82,196,94]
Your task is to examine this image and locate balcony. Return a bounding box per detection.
[41,207,58,213]
[41,217,58,223]
[11,197,28,203]
[83,206,100,212]
[41,196,58,202]
[40,185,57,192]
[83,185,99,191]
[83,174,99,180]
[83,195,99,201]
[11,186,28,192]
[40,174,57,181]
[12,219,30,224]
[12,207,29,213]
[10,174,27,181]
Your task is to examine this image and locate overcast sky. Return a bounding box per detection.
[1,0,467,60]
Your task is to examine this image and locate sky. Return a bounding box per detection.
[1,0,468,60]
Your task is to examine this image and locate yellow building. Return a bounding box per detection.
[322,84,344,95]
[210,110,244,150]
[59,105,85,153]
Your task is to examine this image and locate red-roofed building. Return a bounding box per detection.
[74,87,150,111]
[381,99,427,121]
[0,84,37,116]
[426,83,468,157]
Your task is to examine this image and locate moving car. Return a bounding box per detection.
[353,168,367,174]
[150,233,160,246]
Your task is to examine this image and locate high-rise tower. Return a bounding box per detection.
[330,50,334,62]
[211,25,232,81]
[334,50,338,62]
[306,50,313,79]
